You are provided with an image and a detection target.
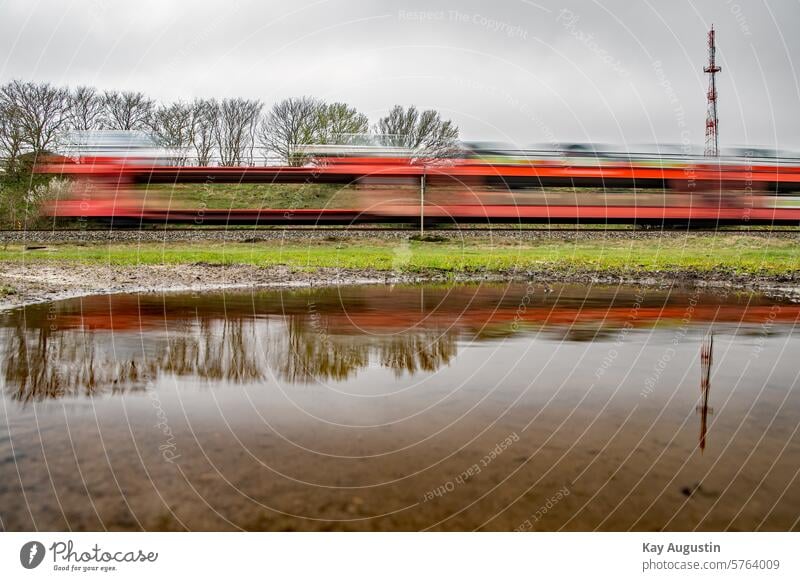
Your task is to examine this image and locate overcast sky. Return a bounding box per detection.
[1,0,798,150]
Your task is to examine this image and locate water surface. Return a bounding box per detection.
[1,283,799,531]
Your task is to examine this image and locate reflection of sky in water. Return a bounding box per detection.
[1,283,798,402]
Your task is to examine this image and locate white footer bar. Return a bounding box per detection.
[1,532,797,580]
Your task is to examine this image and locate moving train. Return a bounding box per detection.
[34,133,800,227]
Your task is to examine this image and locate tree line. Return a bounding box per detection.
[0,80,460,171]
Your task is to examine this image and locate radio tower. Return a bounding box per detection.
[704,25,721,157]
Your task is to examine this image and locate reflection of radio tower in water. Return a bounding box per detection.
[698,333,714,452]
[704,25,721,157]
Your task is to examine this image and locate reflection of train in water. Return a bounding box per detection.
[35,132,800,226]
[5,284,794,400]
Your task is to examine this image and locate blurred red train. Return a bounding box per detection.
[34,132,800,226]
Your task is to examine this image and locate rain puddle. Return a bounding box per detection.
[1,283,799,531]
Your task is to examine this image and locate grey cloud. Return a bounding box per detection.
[1,0,798,148]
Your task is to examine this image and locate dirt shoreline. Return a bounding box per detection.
[2,262,800,311]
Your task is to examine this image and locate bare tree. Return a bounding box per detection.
[0,100,26,172]
[0,80,70,156]
[213,98,262,166]
[314,102,369,145]
[258,97,324,166]
[68,86,105,131]
[149,101,194,164]
[189,99,219,166]
[2,79,464,173]
[376,105,459,158]
[102,90,154,131]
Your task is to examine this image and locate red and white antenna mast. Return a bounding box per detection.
[704,25,721,157]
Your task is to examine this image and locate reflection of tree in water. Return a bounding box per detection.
[274,316,369,383]
[380,332,457,377]
[1,310,459,402]
[275,316,457,382]
[2,283,791,402]
[160,317,264,382]
[1,324,151,403]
